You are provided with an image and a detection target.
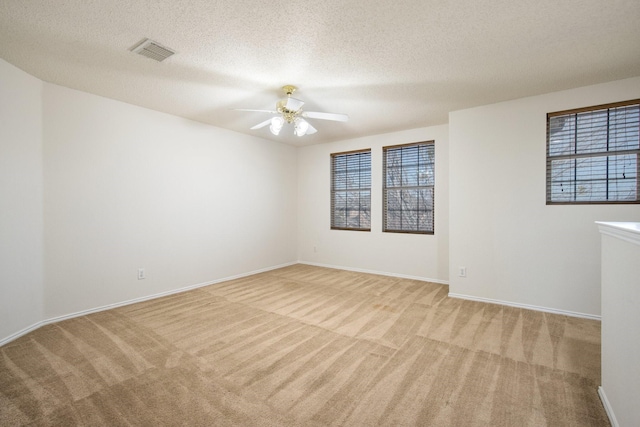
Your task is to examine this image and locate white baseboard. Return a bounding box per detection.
[448,292,601,320]
[0,262,297,347]
[297,261,449,285]
[0,322,48,348]
[598,386,619,427]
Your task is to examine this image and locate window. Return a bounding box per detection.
[547,99,640,204]
[331,149,371,231]
[383,141,435,234]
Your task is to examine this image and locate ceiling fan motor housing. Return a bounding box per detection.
[276,100,299,123]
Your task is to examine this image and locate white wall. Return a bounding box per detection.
[42,84,298,318]
[449,77,640,317]
[0,60,44,339]
[297,126,449,282]
[2,53,638,346]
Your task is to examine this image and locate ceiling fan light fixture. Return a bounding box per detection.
[294,118,309,136]
[270,116,284,135]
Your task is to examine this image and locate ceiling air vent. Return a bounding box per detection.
[129,38,175,62]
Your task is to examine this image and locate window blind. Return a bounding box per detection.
[383,142,435,234]
[547,100,640,204]
[331,149,371,231]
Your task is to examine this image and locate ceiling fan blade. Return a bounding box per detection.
[234,108,278,114]
[250,118,273,130]
[285,97,304,111]
[305,122,318,135]
[302,111,349,122]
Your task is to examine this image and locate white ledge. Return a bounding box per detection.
[596,221,640,246]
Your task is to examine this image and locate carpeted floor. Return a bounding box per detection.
[0,264,608,426]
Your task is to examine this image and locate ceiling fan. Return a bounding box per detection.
[235,85,348,137]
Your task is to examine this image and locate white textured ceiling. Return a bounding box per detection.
[1,0,639,146]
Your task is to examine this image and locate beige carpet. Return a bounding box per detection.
[0,264,608,426]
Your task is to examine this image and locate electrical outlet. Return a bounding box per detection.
[459,267,466,277]
[313,246,317,253]
[138,268,146,280]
